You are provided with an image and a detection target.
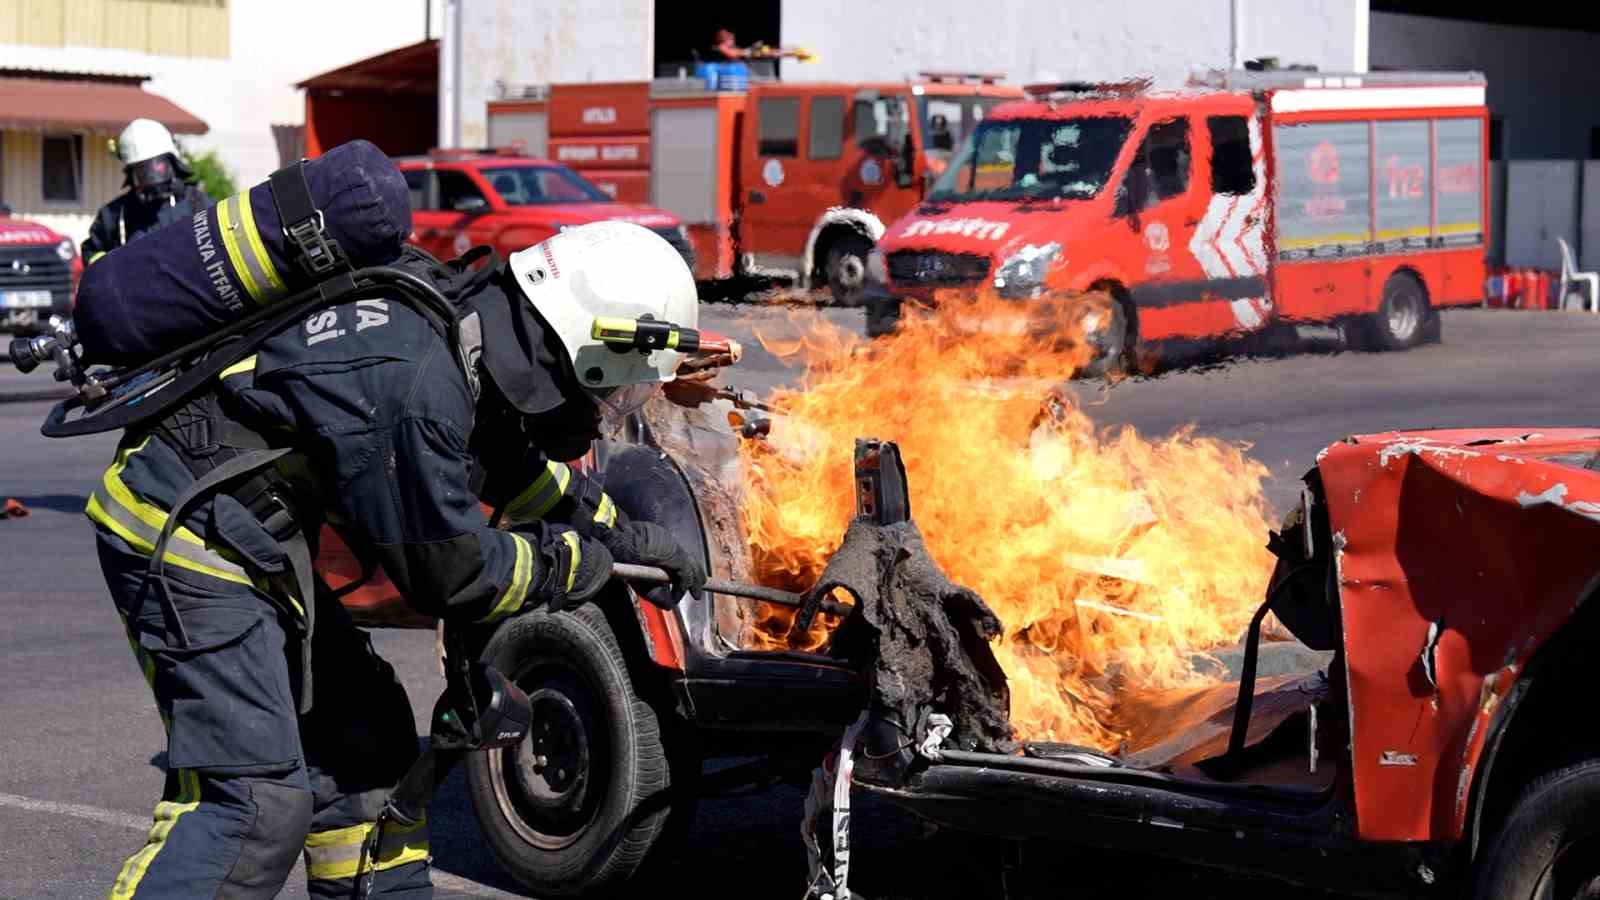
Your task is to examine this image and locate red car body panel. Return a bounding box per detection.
[1318,428,1600,841]
[395,153,688,265]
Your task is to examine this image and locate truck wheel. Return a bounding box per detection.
[1364,272,1429,351]
[824,233,874,307]
[466,603,678,897]
[1473,759,1600,899]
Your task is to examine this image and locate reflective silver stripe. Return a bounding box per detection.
[87,483,251,585]
[221,193,281,304]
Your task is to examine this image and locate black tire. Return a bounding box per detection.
[466,603,677,898]
[864,291,902,339]
[1473,759,1600,899]
[823,232,874,307]
[1364,272,1430,351]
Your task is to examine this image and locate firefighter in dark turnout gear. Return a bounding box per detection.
[91,220,706,898]
[82,119,209,264]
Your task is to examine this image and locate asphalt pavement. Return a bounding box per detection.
[3,306,1599,898]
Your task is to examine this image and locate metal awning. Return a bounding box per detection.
[0,74,207,134]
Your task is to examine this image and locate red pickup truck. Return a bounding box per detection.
[395,149,695,271]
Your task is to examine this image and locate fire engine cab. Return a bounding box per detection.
[487,72,1022,303]
[870,69,1490,364]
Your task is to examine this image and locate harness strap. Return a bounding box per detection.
[269,160,347,277]
[146,446,319,715]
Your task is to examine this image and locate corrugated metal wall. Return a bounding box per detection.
[1,130,125,243]
[0,0,229,58]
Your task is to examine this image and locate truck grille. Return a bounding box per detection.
[649,226,697,273]
[887,250,991,287]
[0,244,72,299]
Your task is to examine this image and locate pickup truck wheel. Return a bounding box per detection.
[466,603,675,898]
[1474,759,1600,900]
[824,233,874,307]
[1079,292,1135,379]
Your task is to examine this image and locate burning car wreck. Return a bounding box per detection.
[319,281,1600,898]
[803,427,1600,900]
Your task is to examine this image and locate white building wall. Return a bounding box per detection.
[448,0,1362,144]
[452,0,652,148]
[782,0,1363,86]
[1,0,439,242]
[1371,12,1600,160]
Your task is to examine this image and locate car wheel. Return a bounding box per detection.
[824,233,874,307]
[466,602,681,897]
[1364,272,1429,351]
[1474,759,1600,900]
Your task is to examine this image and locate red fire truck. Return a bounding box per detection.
[869,69,1490,363]
[487,73,1022,303]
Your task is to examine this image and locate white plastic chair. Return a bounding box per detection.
[1558,237,1599,313]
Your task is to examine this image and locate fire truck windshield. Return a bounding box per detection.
[927,116,1133,203]
[481,165,614,205]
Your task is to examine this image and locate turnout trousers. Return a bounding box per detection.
[92,512,433,898]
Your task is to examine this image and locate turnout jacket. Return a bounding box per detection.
[81,182,211,263]
[91,289,615,626]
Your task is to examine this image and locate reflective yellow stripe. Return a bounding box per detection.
[218,355,258,380]
[561,531,581,593]
[110,770,201,899]
[88,251,106,264]
[234,191,286,297]
[502,461,572,524]
[1375,226,1432,241]
[215,195,259,301]
[217,193,285,306]
[304,817,429,881]
[478,533,534,623]
[1278,233,1371,250]
[595,493,617,528]
[84,439,254,587]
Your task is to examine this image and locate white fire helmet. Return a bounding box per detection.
[507,220,699,418]
[115,118,179,167]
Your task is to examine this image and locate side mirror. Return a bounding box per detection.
[453,195,488,213]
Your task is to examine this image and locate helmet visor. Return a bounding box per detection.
[128,155,174,189]
[594,381,660,425]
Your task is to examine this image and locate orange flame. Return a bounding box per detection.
[737,288,1276,749]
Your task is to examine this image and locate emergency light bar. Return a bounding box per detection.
[1022,78,1152,100]
[917,70,1007,85]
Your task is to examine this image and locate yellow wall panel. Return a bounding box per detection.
[19,0,66,47]
[62,0,104,46]
[0,3,23,46]
[103,0,150,53]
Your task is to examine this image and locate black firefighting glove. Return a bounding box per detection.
[525,526,614,611]
[598,520,708,609]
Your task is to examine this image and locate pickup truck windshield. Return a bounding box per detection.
[928,116,1133,203]
[481,165,612,205]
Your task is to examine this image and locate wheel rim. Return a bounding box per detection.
[830,253,866,293]
[1387,282,1423,342]
[1082,301,1129,370]
[488,662,607,851]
